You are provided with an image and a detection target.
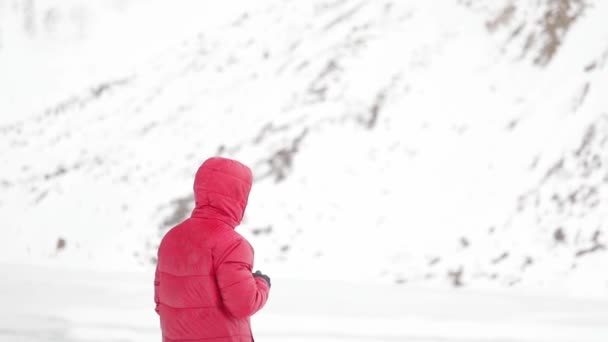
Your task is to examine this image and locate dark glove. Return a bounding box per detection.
[253,270,271,287]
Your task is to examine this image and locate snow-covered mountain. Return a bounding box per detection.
[1,0,607,295]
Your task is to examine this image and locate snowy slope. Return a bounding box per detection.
[0,0,259,124]
[1,0,608,294]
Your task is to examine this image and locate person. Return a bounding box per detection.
[154,157,271,342]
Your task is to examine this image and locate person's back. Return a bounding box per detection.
[154,157,271,342]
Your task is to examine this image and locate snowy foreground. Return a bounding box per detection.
[2,264,608,342]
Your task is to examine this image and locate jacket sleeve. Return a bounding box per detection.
[154,263,160,315]
[216,239,270,319]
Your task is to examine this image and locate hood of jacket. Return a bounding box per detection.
[191,157,253,227]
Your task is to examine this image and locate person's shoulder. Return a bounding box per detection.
[218,227,248,246]
[159,220,186,243]
[214,228,253,253]
[211,229,255,265]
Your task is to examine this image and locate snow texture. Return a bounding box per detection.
[1,0,608,303]
[1,264,608,342]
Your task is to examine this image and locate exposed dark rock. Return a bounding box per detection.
[491,252,509,264]
[161,195,194,229]
[486,4,516,32]
[554,227,566,243]
[448,267,464,287]
[56,238,66,251]
[460,237,470,248]
[251,225,273,236]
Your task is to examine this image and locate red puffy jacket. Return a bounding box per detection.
[154,157,270,342]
